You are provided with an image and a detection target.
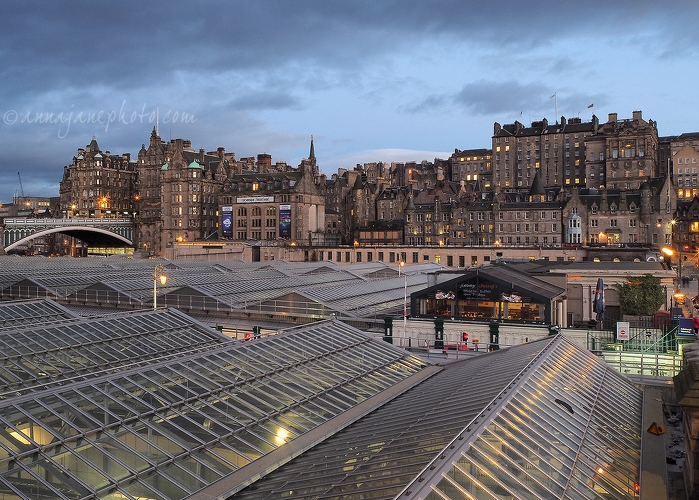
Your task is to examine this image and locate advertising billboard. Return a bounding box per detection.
[279,204,291,239]
[221,207,232,237]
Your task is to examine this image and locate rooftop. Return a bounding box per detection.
[0,297,649,499]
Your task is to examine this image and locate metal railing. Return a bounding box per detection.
[588,325,680,353]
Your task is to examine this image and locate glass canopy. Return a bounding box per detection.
[0,307,427,499]
[232,336,642,500]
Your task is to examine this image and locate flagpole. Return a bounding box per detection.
[550,92,558,124]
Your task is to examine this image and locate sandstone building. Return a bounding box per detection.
[58,137,137,219]
[51,110,693,266]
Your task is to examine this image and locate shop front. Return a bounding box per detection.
[412,266,566,325]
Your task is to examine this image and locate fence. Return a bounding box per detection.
[587,317,694,378]
[588,324,680,353]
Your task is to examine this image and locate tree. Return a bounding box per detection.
[614,274,666,316]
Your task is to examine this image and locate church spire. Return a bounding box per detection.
[308,135,318,176]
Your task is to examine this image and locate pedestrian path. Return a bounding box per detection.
[678,278,698,319]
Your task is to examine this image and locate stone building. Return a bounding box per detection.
[450,148,492,189]
[492,116,596,191]
[670,132,699,200]
[59,137,137,219]
[674,196,699,272]
[562,177,675,248]
[493,172,563,248]
[218,140,325,249]
[404,180,457,247]
[586,111,659,191]
[135,129,232,255]
[320,168,359,245]
[158,141,227,248]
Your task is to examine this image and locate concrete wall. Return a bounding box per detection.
[387,317,588,351]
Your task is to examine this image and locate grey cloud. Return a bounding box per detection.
[1,0,686,104]
[0,0,695,203]
[226,91,301,112]
[403,94,448,113]
[455,80,549,115]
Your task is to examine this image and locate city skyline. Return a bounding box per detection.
[1,1,698,204]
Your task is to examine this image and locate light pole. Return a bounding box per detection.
[153,264,167,310]
[400,261,407,342]
[662,246,681,292]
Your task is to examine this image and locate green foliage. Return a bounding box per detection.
[614,274,666,316]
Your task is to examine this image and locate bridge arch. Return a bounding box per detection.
[4,226,133,253]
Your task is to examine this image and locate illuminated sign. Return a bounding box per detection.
[221,206,233,237]
[279,204,291,238]
[236,196,274,204]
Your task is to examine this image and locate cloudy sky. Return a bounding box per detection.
[1,1,698,204]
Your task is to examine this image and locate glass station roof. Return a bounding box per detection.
[0,307,427,499]
[0,257,440,320]
[0,298,78,331]
[230,336,643,500]
[0,308,230,400]
[0,297,643,500]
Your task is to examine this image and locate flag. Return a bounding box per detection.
[549,93,556,99]
[593,278,605,322]
[587,103,594,108]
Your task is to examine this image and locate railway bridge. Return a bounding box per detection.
[2,218,134,253]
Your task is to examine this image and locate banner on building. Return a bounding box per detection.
[221,210,232,237]
[279,204,291,239]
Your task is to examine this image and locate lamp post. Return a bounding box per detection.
[662,245,683,293]
[153,264,167,310]
[400,261,407,342]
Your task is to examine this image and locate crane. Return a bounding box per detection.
[17,172,24,197]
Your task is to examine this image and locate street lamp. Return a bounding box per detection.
[153,264,167,310]
[400,261,407,341]
[662,246,681,291]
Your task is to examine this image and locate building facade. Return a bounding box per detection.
[450,148,492,188]
[134,129,233,255]
[58,137,137,219]
[562,177,675,248]
[671,132,699,200]
[218,146,326,248]
[593,111,659,191]
[492,116,596,191]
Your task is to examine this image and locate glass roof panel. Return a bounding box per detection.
[231,336,643,500]
[0,315,428,499]
[0,309,230,400]
[417,338,642,500]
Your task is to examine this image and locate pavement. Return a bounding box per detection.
[677,278,698,320]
